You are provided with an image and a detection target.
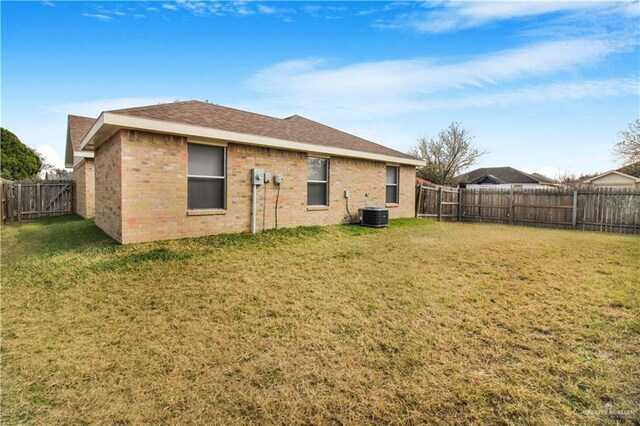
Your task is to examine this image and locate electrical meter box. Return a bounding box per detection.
[251,168,265,185]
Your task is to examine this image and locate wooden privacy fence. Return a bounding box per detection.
[416,185,640,234]
[1,179,74,224]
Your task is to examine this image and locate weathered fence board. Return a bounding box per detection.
[416,185,640,234]
[1,180,74,224]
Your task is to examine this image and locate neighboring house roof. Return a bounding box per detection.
[79,100,423,166]
[469,174,505,185]
[529,172,555,183]
[617,161,640,178]
[454,167,555,185]
[65,115,97,168]
[583,170,640,183]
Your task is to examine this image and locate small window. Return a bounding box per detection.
[307,156,328,206]
[187,143,225,209]
[386,165,399,204]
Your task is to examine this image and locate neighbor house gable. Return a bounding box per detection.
[583,170,640,185]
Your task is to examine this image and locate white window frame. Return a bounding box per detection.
[307,156,329,207]
[187,142,227,210]
[386,165,399,204]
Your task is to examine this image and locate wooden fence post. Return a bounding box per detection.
[572,190,578,229]
[8,182,14,223]
[437,187,443,221]
[16,183,22,223]
[457,188,462,222]
[509,187,514,225]
[69,182,74,215]
[37,183,42,218]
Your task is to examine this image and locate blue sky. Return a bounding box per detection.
[2,1,639,177]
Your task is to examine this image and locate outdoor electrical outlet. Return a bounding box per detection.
[274,175,283,186]
[264,172,272,183]
[344,190,350,198]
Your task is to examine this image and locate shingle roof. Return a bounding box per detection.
[106,100,418,161]
[529,172,556,184]
[455,167,554,184]
[469,174,505,185]
[617,161,640,178]
[68,114,96,152]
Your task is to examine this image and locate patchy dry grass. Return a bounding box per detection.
[1,216,639,425]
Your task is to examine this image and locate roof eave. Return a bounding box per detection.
[584,170,640,183]
[81,112,425,166]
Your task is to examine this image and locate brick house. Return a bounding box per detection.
[66,101,423,244]
[65,115,96,218]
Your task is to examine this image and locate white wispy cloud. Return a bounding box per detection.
[167,0,257,17]
[81,13,112,22]
[36,144,65,170]
[378,0,634,33]
[247,37,635,119]
[425,77,639,110]
[162,3,178,11]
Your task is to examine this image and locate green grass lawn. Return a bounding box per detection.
[2,216,639,425]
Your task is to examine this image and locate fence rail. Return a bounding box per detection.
[1,179,74,224]
[416,185,640,234]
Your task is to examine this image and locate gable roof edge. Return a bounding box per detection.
[81,112,425,166]
[583,169,640,183]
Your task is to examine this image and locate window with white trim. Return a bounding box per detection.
[386,165,399,204]
[307,157,329,206]
[187,143,225,209]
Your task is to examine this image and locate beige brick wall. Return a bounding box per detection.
[73,158,95,218]
[95,132,123,242]
[98,129,415,243]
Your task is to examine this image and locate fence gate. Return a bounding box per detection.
[415,185,460,221]
[1,180,74,224]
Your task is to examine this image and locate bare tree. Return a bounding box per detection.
[409,122,486,185]
[45,168,71,180]
[613,118,640,165]
[554,170,597,190]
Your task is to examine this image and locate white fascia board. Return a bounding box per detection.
[82,112,425,166]
[72,157,86,168]
[74,151,94,158]
[79,113,105,150]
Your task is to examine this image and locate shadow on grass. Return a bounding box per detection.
[338,218,429,236]
[2,215,117,259]
[3,216,428,264]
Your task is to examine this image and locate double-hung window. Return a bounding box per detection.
[386,165,399,204]
[307,156,329,206]
[187,143,225,210]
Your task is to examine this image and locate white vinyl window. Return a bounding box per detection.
[307,156,329,206]
[386,165,399,204]
[187,143,226,209]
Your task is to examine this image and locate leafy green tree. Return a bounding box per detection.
[1,128,42,180]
